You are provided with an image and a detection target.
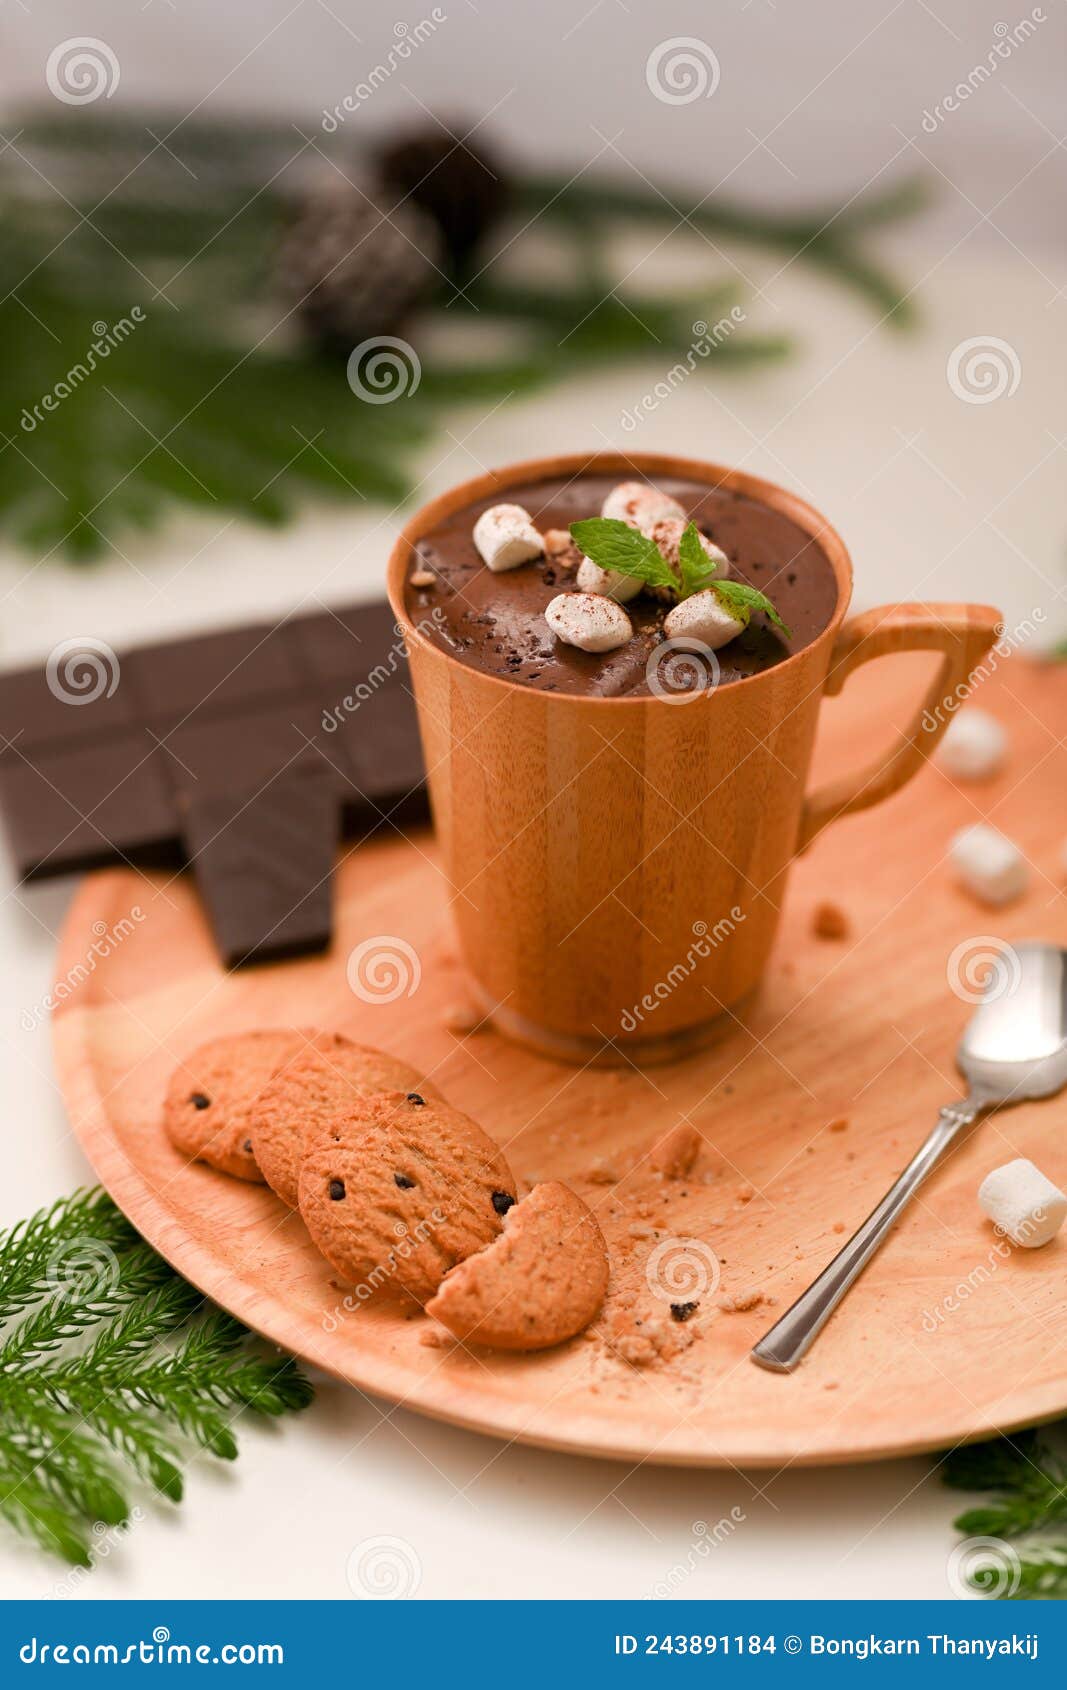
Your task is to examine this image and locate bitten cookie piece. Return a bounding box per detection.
[250,1033,437,1207]
[163,1029,312,1181]
[299,1091,516,1303]
[426,1181,609,1351]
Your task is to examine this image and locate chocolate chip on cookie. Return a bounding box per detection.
[298,1091,516,1304]
[426,1181,609,1351]
[249,1033,436,1207]
[163,1029,314,1181]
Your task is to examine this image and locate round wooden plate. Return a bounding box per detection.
[53,656,1067,1466]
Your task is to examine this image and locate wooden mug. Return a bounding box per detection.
[387,452,1001,1064]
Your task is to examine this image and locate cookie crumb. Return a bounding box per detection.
[442,1001,483,1038]
[737,1184,754,1204]
[419,1328,445,1348]
[410,569,436,588]
[670,1301,698,1323]
[718,1287,764,1313]
[813,900,851,940]
[649,1121,701,1179]
[586,1157,620,1185]
[543,528,572,557]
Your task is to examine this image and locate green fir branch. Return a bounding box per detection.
[0,1189,312,1565]
[943,1429,1067,1599]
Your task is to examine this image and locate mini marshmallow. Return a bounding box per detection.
[949,823,1028,906]
[650,519,729,575]
[663,588,746,652]
[575,556,642,603]
[473,503,544,573]
[978,1158,1067,1247]
[544,592,633,653]
[644,519,729,604]
[935,710,1007,781]
[601,481,686,534]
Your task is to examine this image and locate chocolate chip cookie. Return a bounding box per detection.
[426,1181,609,1350]
[298,1090,516,1303]
[250,1032,437,1207]
[163,1029,312,1181]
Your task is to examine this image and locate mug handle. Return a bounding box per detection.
[797,603,1003,852]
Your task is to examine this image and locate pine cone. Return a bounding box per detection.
[277,178,441,348]
[374,125,508,273]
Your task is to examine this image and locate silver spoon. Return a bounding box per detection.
[751,940,1067,1373]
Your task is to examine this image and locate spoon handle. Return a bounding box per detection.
[750,1097,984,1373]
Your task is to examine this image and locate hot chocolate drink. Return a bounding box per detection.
[402,472,838,698]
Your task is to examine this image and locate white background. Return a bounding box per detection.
[0,0,1065,1600]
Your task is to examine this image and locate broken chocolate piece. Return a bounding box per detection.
[179,764,338,968]
[0,599,430,965]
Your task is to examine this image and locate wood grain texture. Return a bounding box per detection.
[53,656,1067,1468]
[387,451,1000,1059]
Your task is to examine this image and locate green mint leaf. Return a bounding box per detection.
[711,577,793,639]
[569,518,678,593]
[677,521,723,599]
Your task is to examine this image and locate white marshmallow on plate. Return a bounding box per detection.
[544,592,633,653]
[601,481,686,534]
[663,588,747,652]
[575,556,642,603]
[473,503,544,573]
[949,823,1028,906]
[935,710,1007,780]
[978,1158,1067,1247]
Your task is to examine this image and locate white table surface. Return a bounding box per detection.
[0,241,1063,1601]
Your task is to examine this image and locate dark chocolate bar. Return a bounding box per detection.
[0,601,429,966]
